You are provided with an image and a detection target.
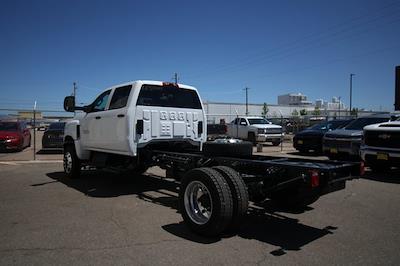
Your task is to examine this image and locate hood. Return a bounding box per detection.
[295,129,325,137]
[364,121,400,132]
[0,131,21,139]
[250,124,282,129]
[45,128,65,134]
[324,129,363,138]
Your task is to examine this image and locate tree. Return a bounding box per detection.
[313,106,321,116]
[350,108,359,117]
[261,102,269,118]
[291,109,299,116]
[300,109,307,116]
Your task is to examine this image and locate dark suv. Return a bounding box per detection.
[42,122,66,149]
[323,114,391,160]
[293,119,352,154]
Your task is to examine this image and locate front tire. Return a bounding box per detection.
[179,168,233,237]
[63,145,81,179]
[248,132,256,146]
[272,140,281,146]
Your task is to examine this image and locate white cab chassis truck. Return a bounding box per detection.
[63,80,363,237]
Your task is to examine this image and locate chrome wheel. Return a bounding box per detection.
[184,181,213,225]
[64,151,73,174]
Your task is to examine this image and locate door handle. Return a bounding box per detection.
[117,114,125,118]
[95,116,101,120]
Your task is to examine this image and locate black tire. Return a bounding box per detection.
[179,168,233,237]
[212,166,248,232]
[248,132,256,146]
[203,141,253,158]
[270,185,320,210]
[63,145,81,179]
[272,140,281,146]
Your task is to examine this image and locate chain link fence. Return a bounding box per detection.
[0,108,73,161]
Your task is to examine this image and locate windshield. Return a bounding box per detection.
[0,122,18,131]
[137,85,202,109]
[49,122,65,130]
[248,118,270,125]
[345,117,389,130]
[309,120,351,130]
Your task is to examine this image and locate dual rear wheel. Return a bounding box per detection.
[179,166,249,237]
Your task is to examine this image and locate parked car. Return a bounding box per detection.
[42,122,66,149]
[226,117,283,145]
[323,114,392,160]
[0,121,31,151]
[360,117,400,172]
[293,119,353,153]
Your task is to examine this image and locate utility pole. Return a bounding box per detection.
[349,73,355,114]
[173,73,179,84]
[33,101,37,161]
[73,82,77,116]
[244,87,250,115]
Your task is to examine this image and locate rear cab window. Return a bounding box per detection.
[136,84,202,109]
[109,85,132,110]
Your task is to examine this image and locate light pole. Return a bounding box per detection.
[338,96,341,119]
[350,73,355,114]
[244,87,250,115]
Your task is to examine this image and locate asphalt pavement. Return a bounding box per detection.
[0,162,399,265]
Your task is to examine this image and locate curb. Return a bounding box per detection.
[0,160,63,165]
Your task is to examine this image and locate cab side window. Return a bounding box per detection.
[109,85,132,110]
[91,90,111,112]
[240,118,247,125]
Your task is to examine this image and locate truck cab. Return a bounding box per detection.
[63,80,206,176]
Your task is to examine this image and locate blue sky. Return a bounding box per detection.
[0,0,399,111]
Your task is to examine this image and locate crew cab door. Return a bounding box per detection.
[99,85,131,153]
[238,118,249,139]
[81,90,111,150]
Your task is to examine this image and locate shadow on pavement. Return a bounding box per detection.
[45,170,337,253]
[37,149,63,155]
[362,168,400,184]
[287,151,324,157]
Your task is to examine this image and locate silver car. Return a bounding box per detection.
[323,114,391,160]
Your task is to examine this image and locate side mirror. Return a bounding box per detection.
[64,96,75,112]
[83,105,92,113]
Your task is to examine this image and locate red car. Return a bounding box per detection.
[0,121,31,151]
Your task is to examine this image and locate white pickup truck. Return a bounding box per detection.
[360,118,400,172]
[226,117,283,145]
[63,80,206,177]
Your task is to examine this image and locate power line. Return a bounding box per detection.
[186,3,400,79]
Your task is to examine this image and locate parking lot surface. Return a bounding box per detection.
[0,162,399,265]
